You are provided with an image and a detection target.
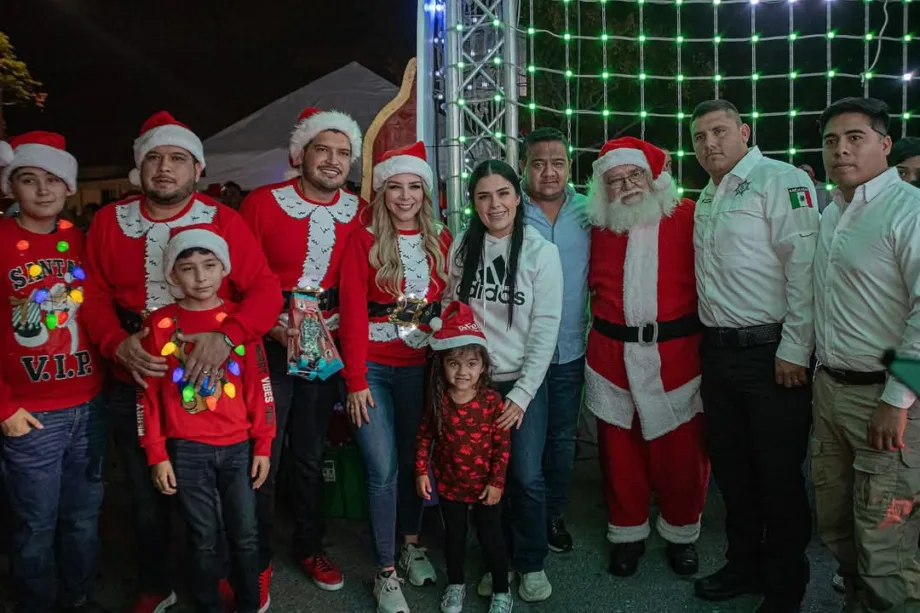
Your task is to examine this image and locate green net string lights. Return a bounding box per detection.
[436,0,916,220]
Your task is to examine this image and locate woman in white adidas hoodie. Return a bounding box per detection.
[445,160,563,603]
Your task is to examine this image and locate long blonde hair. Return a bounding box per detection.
[367,183,448,297]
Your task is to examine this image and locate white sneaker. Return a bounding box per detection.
[399,543,437,587]
[440,584,466,613]
[488,592,514,613]
[518,571,552,602]
[476,572,515,597]
[373,571,410,613]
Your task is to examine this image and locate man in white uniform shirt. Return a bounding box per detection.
[813,97,920,613]
[690,99,819,613]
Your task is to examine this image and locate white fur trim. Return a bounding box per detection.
[429,335,487,352]
[0,143,78,195]
[656,515,701,545]
[128,168,141,187]
[398,233,430,298]
[283,168,301,180]
[0,141,15,165]
[593,148,650,178]
[607,521,651,544]
[372,155,434,191]
[368,322,432,349]
[162,228,232,299]
[289,111,363,164]
[270,186,359,290]
[133,123,205,168]
[114,197,217,311]
[652,171,673,192]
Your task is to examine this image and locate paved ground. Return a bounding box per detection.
[53,449,840,613]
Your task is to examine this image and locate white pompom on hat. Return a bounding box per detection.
[0,131,79,196]
[592,136,673,192]
[429,301,488,352]
[372,141,434,191]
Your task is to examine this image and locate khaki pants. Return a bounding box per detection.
[812,369,920,612]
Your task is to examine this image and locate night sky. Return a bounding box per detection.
[2,0,416,167]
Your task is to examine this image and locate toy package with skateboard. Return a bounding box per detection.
[287,292,343,380]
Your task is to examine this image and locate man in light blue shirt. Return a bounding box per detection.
[521,127,590,554]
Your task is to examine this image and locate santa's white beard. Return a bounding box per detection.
[586,185,678,234]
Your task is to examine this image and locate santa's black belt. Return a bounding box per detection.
[592,315,702,345]
[368,300,441,326]
[702,322,783,348]
[819,365,886,386]
[116,304,144,335]
[282,287,339,311]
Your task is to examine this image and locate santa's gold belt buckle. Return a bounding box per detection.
[389,297,428,328]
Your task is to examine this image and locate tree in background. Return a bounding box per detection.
[0,32,47,139]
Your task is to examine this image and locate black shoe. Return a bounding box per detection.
[548,517,573,553]
[608,541,645,577]
[755,598,801,613]
[694,563,762,601]
[666,542,699,576]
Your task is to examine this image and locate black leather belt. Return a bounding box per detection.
[282,287,339,312]
[116,304,144,335]
[368,300,441,326]
[592,314,702,345]
[820,365,886,386]
[703,323,783,348]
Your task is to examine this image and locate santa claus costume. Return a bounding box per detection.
[0,132,107,613]
[237,107,366,594]
[583,137,709,578]
[82,111,282,613]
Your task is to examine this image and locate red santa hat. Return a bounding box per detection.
[429,301,488,352]
[129,111,205,187]
[372,141,433,191]
[163,223,231,298]
[288,107,363,173]
[0,131,78,196]
[592,136,672,192]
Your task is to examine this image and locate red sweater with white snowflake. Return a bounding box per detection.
[339,226,452,393]
[238,180,366,333]
[137,302,276,466]
[82,194,282,382]
[414,387,510,504]
[0,218,104,421]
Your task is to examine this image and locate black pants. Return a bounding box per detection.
[170,440,259,613]
[439,498,508,593]
[108,379,173,596]
[701,340,812,605]
[256,341,341,569]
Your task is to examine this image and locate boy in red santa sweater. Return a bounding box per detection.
[82,111,281,613]
[137,224,275,613]
[338,141,451,613]
[238,107,365,594]
[0,132,107,613]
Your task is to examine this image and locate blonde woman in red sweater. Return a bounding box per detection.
[339,142,451,613]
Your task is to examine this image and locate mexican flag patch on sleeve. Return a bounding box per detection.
[788,187,813,209]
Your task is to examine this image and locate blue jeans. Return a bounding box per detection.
[496,378,550,573]
[0,397,107,613]
[170,439,260,613]
[353,361,426,568]
[542,357,585,519]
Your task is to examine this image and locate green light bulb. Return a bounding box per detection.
[752,34,760,43]
[638,34,646,43]
[789,71,798,80]
[601,33,609,42]
[866,72,874,79]
[714,36,722,44]
[789,110,798,117]
[677,74,685,81]
[752,111,760,119]
[640,110,648,118]
[492,18,500,27]
[677,150,685,157]
[602,71,610,79]
[678,187,685,195]
[459,136,467,143]
[827,31,836,39]
[461,171,469,179]
[789,148,797,155]
[458,98,466,106]
[752,73,760,81]
[528,27,535,35]
[493,57,502,65]
[565,69,573,78]
[903,112,912,120]
[676,35,684,44]
[828,70,837,78]
[638,73,647,80]
[790,33,798,41]
[493,94,502,102]
[463,207,472,215]
[714,74,722,82]
[458,61,466,69]
[495,131,503,138]
[563,33,571,41]
[677,111,686,120]
[456,24,463,32]
[565,108,573,116]
[865,33,874,41]
[529,102,537,110]
[528,65,536,73]
[602,109,611,117]
[904,34,913,42]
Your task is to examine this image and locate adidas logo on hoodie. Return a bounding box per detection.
[469,254,526,306]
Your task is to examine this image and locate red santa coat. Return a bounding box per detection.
[585,199,702,440]
[238,179,365,332]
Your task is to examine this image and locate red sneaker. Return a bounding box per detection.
[258,565,272,613]
[300,554,344,591]
[129,592,178,613]
[218,578,235,613]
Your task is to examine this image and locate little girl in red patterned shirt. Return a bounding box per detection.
[415,301,512,613]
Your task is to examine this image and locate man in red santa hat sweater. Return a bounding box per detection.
[238,107,365,596]
[82,111,282,613]
[583,137,709,579]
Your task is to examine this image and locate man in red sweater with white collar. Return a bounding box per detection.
[239,107,365,596]
[82,111,281,613]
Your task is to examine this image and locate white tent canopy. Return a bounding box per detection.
[201,62,398,190]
